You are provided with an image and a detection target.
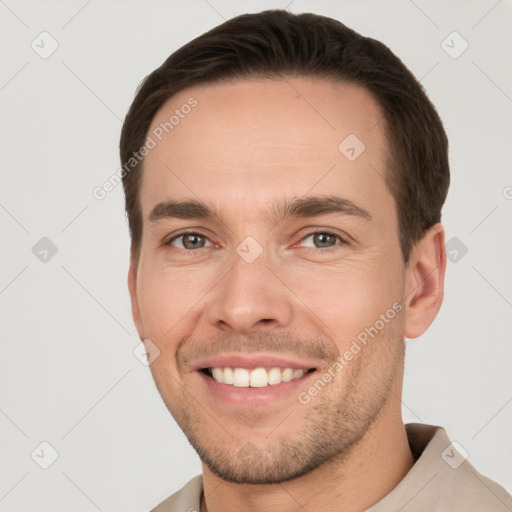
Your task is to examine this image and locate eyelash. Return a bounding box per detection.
[164,231,214,251]
[300,231,346,252]
[164,230,347,252]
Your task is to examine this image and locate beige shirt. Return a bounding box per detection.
[152,423,512,511]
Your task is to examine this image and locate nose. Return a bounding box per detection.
[205,250,294,334]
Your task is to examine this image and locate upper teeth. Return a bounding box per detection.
[210,367,307,387]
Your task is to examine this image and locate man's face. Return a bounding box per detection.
[129,78,408,483]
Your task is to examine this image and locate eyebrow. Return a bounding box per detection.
[148,195,372,225]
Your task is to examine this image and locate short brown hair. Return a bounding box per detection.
[120,9,449,265]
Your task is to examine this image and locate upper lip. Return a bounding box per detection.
[191,353,319,371]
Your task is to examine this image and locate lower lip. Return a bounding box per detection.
[196,370,317,406]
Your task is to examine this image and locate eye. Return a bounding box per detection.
[166,232,213,250]
[300,232,343,249]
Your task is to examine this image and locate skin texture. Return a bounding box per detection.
[128,77,446,512]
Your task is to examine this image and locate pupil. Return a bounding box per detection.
[184,234,204,249]
[315,233,334,247]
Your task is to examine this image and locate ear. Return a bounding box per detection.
[128,260,144,340]
[404,223,446,339]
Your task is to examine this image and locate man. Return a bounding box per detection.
[120,10,511,512]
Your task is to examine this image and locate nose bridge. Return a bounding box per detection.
[209,243,293,332]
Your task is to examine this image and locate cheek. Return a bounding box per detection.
[137,265,213,339]
[279,255,404,341]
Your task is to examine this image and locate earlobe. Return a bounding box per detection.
[128,262,144,339]
[404,223,446,339]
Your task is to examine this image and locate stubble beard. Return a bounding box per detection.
[156,325,405,485]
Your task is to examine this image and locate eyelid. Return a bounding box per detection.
[295,229,348,248]
[299,227,352,243]
[164,229,215,247]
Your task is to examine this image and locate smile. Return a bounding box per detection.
[203,366,314,387]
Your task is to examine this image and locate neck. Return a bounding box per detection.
[200,381,414,512]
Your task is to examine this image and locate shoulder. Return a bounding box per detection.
[424,461,512,511]
[151,475,203,512]
[369,424,512,512]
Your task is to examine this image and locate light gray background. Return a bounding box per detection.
[1,0,511,510]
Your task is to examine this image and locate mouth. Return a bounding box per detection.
[191,354,321,405]
[200,366,316,388]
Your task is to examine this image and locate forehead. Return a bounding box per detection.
[140,77,393,225]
